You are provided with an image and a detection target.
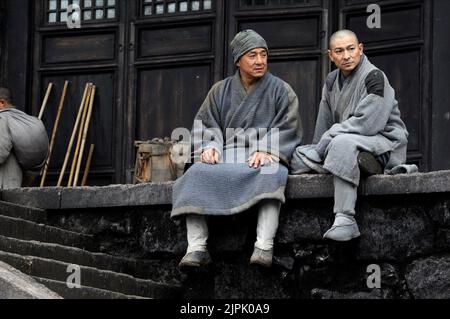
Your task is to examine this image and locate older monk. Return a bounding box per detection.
[172,30,303,268]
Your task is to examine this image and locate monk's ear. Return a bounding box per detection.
[327,49,334,62]
[359,43,364,55]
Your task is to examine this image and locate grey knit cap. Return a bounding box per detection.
[230,29,269,64]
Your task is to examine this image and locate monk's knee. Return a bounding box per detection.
[327,135,358,155]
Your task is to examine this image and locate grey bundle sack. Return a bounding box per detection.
[0,108,49,171]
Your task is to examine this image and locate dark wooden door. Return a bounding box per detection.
[123,0,225,182]
[32,0,224,185]
[0,0,6,86]
[32,0,126,186]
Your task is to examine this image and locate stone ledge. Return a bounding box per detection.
[1,171,449,210]
[0,261,62,299]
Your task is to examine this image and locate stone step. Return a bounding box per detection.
[33,277,151,299]
[0,234,181,285]
[0,234,136,276]
[0,260,62,299]
[0,251,182,299]
[0,215,96,251]
[0,200,47,223]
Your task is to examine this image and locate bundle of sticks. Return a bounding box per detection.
[39,81,96,187]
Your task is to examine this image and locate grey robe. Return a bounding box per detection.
[171,71,302,217]
[291,55,409,186]
[0,116,22,189]
[0,108,49,171]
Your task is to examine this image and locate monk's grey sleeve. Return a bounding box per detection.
[313,85,334,144]
[191,82,224,157]
[313,85,335,157]
[327,70,392,137]
[0,117,13,164]
[258,83,303,164]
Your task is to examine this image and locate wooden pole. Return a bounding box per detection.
[38,83,53,120]
[40,80,69,188]
[68,84,92,186]
[81,144,95,187]
[73,85,95,187]
[57,83,90,187]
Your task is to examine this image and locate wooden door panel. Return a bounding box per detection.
[346,5,422,44]
[0,0,6,86]
[138,23,213,59]
[239,16,321,50]
[369,49,422,154]
[136,64,212,140]
[431,0,450,171]
[270,58,321,144]
[42,32,117,65]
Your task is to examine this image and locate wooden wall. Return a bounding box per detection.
[2,0,449,185]
[0,0,6,86]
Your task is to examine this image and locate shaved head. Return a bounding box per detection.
[329,30,359,49]
[0,87,13,110]
[0,87,12,104]
[327,30,364,76]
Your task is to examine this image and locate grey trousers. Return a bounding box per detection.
[185,199,281,253]
[291,156,358,216]
[333,175,357,216]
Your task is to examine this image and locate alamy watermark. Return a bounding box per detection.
[66,264,81,289]
[367,4,381,29]
[66,4,81,29]
[366,264,381,289]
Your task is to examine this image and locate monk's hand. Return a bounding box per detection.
[248,152,275,169]
[201,148,219,164]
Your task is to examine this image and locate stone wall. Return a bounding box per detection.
[2,171,450,299]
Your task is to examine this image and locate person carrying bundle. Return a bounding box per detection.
[0,87,49,189]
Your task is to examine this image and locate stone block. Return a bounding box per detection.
[139,210,187,255]
[405,255,450,299]
[214,257,294,298]
[277,204,324,243]
[1,187,62,209]
[429,200,450,227]
[363,171,450,196]
[286,174,334,199]
[436,228,450,251]
[357,206,434,261]
[60,182,173,209]
[0,261,62,299]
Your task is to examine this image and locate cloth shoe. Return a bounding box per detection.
[249,247,273,268]
[178,250,212,268]
[358,152,383,176]
[323,213,361,241]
